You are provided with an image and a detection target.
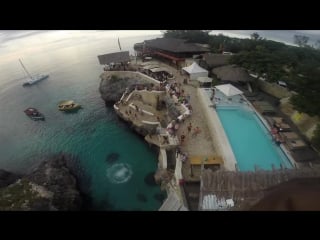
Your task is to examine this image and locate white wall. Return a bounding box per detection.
[197,88,237,171]
[190,72,208,81]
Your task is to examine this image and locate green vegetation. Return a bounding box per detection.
[0,179,41,210]
[163,30,211,44]
[163,30,320,148]
[294,35,310,48]
[110,74,119,83]
[289,62,320,116]
[163,30,320,116]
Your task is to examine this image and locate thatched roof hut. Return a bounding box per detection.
[212,65,254,83]
[199,168,320,210]
[144,38,209,53]
[202,53,231,68]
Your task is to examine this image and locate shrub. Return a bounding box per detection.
[110,75,119,83]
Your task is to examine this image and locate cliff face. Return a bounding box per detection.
[0,155,82,211]
[99,73,154,104]
[0,169,21,188]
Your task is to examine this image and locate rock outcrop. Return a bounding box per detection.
[99,73,154,104]
[0,169,21,188]
[0,154,82,211]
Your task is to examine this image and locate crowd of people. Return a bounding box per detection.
[138,67,174,83]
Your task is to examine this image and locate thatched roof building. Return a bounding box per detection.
[144,38,209,54]
[202,53,231,68]
[212,65,254,83]
[134,38,210,68]
[199,168,320,210]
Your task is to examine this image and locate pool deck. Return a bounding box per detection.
[198,88,237,171]
[199,88,297,171]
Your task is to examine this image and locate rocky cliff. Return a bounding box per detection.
[99,72,154,104]
[0,154,82,211]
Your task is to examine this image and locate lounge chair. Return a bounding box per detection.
[279,132,299,140]
[268,117,291,131]
[259,106,276,115]
[189,156,223,165]
[272,117,283,124]
[286,139,307,150]
[278,123,291,131]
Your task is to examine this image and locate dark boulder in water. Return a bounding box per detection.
[137,193,147,202]
[144,172,157,186]
[25,153,83,210]
[154,193,166,202]
[106,152,119,164]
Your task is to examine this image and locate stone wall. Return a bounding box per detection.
[137,90,165,108]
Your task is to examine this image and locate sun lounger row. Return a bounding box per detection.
[265,116,291,131]
[266,116,308,150]
[278,132,307,150]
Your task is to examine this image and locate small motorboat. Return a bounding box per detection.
[58,100,82,112]
[24,108,45,121]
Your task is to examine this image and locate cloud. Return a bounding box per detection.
[209,30,320,45]
[0,30,49,45]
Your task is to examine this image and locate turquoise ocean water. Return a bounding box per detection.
[0,31,165,210]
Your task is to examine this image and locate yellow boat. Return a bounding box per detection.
[58,100,82,112]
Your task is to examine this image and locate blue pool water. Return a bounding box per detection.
[216,106,293,171]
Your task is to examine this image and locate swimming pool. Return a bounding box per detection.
[216,105,293,171]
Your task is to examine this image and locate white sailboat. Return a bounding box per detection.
[19,59,49,87]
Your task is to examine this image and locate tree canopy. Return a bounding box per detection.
[294,35,310,47]
[162,31,320,117]
[289,61,320,116]
[250,32,262,41]
[162,30,211,44]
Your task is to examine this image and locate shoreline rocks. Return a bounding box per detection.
[0,154,82,211]
[99,72,155,105]
[0,169,21,189]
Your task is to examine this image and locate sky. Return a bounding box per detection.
[1,30,320,47]
[0,31,162,63]
[0,30,162,45]
[209,30,320,46]
[1,30,320,62]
